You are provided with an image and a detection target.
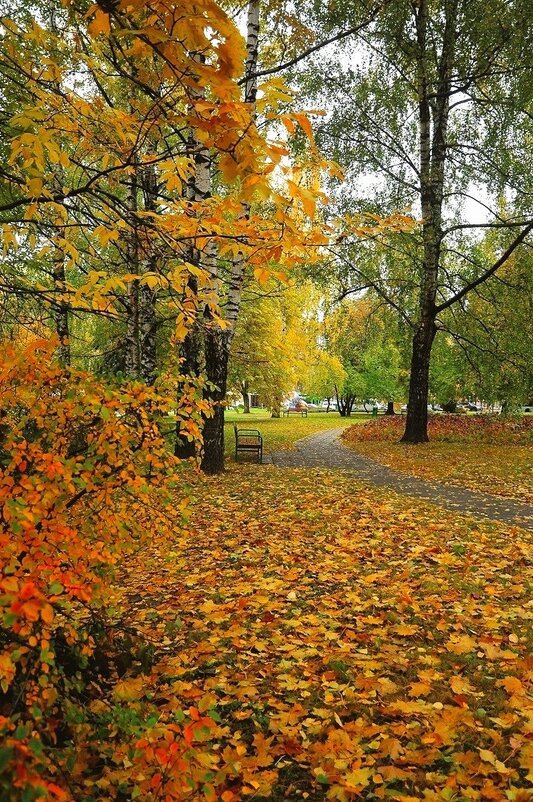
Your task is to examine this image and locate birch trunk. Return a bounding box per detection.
[200,0,260,473]
[402,0,457,443]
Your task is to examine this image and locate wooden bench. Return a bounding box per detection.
[234,424,263,463]
[282,408,308,417]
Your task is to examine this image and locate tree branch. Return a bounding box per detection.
[435,221,533,313]
[240,2,386,83]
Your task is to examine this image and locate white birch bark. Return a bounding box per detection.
[200,0,262,474]
[224,0,260,333]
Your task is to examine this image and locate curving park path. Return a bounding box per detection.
[270,427,533,531]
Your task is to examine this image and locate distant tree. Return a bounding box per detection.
[303,351,346,410]
[324,298,404,416]
[228,283,318,415]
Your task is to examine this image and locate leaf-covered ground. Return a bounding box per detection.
[115,464,533,801]
[342,416,533,504]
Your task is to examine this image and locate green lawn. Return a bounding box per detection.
[225,409,368,453]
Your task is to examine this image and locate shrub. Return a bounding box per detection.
[0,339,201,800]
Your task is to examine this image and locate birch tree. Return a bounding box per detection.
[200,0,260,474]
[298,0,533,441]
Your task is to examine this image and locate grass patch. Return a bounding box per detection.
[226,410,366,454]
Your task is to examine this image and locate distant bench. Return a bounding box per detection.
[234,424,263,463]
[282,408,308,417]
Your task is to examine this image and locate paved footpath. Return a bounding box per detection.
[270,427,533,531]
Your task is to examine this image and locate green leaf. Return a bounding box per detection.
[28,738,44,757]
[0,747,14,773]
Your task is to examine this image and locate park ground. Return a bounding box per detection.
[113,412,532,801]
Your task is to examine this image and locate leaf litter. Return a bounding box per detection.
[114,464,533,801]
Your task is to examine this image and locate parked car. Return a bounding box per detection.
[363,400,386,412]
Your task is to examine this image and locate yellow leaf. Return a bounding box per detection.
[88,9,111,37]
[408,681,431,697]
[394,624,418,636]
[112,677,145,701]
[479,749,496,765]
[2,224,16,251]
[449,675,473,694]
[254,267,270,285]
[494,760,509,774]
[343,768,371,788]
[446,634,476,654]
[497,676,524,694]
[94,226,119,246]
[280,115,295,136]
[299,187,316,219]
[294,113,315,143]
[140,274,161,290]
[27,177,43,197]
[24,203,38,220]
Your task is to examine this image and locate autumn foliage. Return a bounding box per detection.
[0,339,198,800]
[118,467,533,802]
[1,346,532,801]
[343,415,533,444]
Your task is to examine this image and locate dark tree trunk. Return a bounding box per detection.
[337,395,355,417]
[401,320,437,442]
[124,166,141,379]
[241,381,251,413]
[401,0,456,443]
[139,163,158,385]
[174,312,201,459]
[201,328,229,474]
[139,283,156,385]
[385,401,395,415]
[335,385,353,416]
[125,279,140,378]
